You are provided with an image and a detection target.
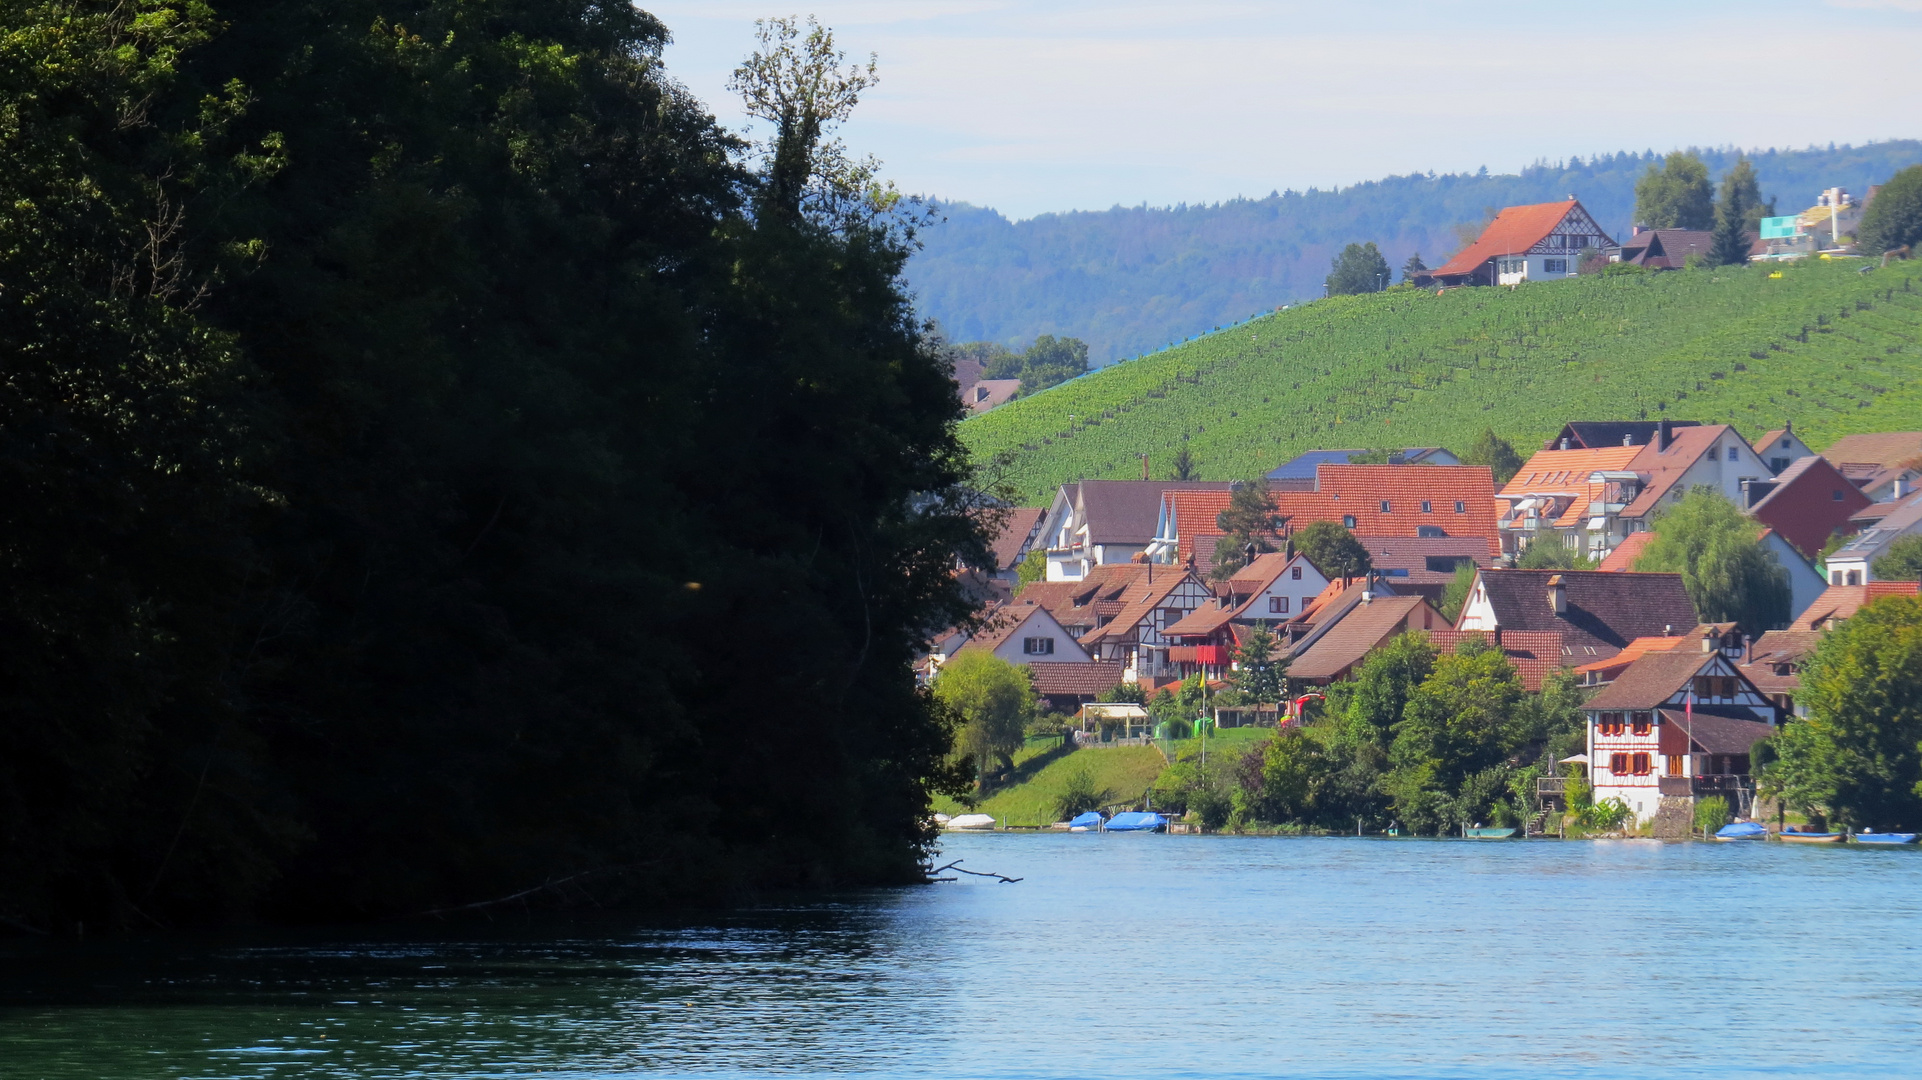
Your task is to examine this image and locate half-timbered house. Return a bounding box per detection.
[1425,199,1615,287]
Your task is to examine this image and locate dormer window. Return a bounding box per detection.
[1291,566,1302,580]
[1342,515,1356,528]
[1023,637,1054,655]
[1454,501,1466,513]
[1421,500,1433,513]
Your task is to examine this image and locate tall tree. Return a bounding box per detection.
[1634,152,1714,229]
[1759,596,1922,830]
[1327,241,1392,295]
[1400,252,1428,283]
[1294,520,1372,581]
[931,652,1035,792]
[1211,479,1285,580]
[1385,637,1524,834]
[1857,164,1922,256]
[1017,334,1090,395]
[1231,623,1287,705]
[1167,445,1200,481]
[1460,428,1523,484]
[1709,157,1763,266]
[1872,535,1922,581]
[1633,488,1789,635]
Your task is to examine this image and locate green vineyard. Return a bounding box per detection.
[962,259,1922,504]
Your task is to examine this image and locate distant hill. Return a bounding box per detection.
[961,259,1922,505]
[910,142,1922,366]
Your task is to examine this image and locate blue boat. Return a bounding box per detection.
[1065,811,1104,831]
[1464,827,1516,839]
[1104,811,1167,833]
[1854,831,1919,845]
[1714,822,1768,841]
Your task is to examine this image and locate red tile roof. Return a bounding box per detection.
[1425,629,1567,691]
[1748,456,1873,560]
[1597,531,1655,572]
[1167,467,1499,563]
[1621,424,1740,519]
[1027,661,1126,697]
[1789,581,1922,630]
[987,507,1046,571]
[1430,201,1588,279]
[1821,432,1922,469]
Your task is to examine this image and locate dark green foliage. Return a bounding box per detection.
[1210,478,1285,579]
[1857,165,1922,256]
[1294,520,1371,580]
[1,1,986,929]
[1460,427,1524,484]
[1634,487,1790,635]
[1709,202,1752,268]
[1328,241,1391,296]
[1051,765,1107,821]
[962,334,1090,396]
[1718,158,1772,233]
[1101,681,1148,705]
[1759,596,1922,830]
[1167,445,1199,480]
[1440,562,1477,623]
[1872,535,1922,581]
[1401,252,1428,282]
[1230,623,1287,705]
[1515,542,1596,570]
[1383,638,1524,833]
[1635,152,1714,229]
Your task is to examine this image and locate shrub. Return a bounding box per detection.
[1694,796,1732,836]
[1052,765,1108,821]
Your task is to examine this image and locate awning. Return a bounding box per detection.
[1586,517,1607,531]
[1559,753,1590,765]
[1080,703,1149,721]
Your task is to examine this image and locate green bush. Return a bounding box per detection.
[1582,796,1633,831]
[1694,796,1732,836]
[1051,765,1108,822]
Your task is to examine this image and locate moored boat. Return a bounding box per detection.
[947,813,997,831]
[1714,821,1767,841]
[1103,811,1166,833]
[1775,829,1845,844]
[1464,827,1517,839]
[1853,831,1919,845]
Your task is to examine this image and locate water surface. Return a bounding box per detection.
[4,834,1919,1078]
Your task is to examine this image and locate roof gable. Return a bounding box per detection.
[1432,200,1612,279]
[1471,569,1698,657]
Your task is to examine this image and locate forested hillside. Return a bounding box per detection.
[912,143,1922,364]
[964,259,1922,505]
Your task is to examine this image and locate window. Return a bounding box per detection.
[1609,752,1630,775]
[1417,525,1446,538]
[1599,712,1625,736]
[1848,570,1862,586]
[1269,596,1289,614]
[1380,500,1392,513]
[1291,566,1303,580]
[1544,258,1567,273]
[1022,637,1054,656]
[1631,713,1652,736]
[1781,438,1792,449]
[1454,500,1467,513]
[1726,446,1740,461]
[1834,489,1846,501]
[1772,457,1790,471]
[1342,515,1356,528]
[1631,753,1652,776]
[1421,500,1433,513]
[1693,676,1710,698]
[1666,754,1685,776]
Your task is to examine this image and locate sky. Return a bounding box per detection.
[641,0,1922,220]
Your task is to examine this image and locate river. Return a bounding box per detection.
[3,833,1920,1079]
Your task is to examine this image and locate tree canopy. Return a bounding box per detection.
[1460,428,1524,484]
[1210,478,1285,579]
[1872,535,1922,581]
[1328,241,1392,296]
[1294,520,1371,581]
[1634,488,1789,635]
[0,1,986,930]
[1857,164,1922,256]
[1635,152,1715,230]
[931,652,1035,791]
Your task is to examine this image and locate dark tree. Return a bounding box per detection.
[1167,445,1200,481]
[1294,520,1371,581]
[1400,252,1428,282]
[1210,479,1285,579]
[1634,152,1713,229]
[1460,428,1524,484]
[1328,241,1392,295]
[1710,157,1764,267]
[1017,334,1090,395]
[1857,165,1922,256]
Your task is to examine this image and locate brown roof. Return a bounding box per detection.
[1471,569,1698,659]
[1357,535,1494,585]
[1018,564,1157,632]
[1425,629,1567,691]
[1751,429,1790,457]
[1082,569,1199,646]
[1617,229,1714,269]
[959,602,1077,658]
[1572,632,1687,673]
[1551,421,1701,450]
[1739,629,1824,694]
[1431,200,1598,279]
[1790,581,1922,630]
[1822,432,1922,469]
[1622,424,1740,518]
[1027,661,1125,696]
[1597,531,1655,572]
[1657,709,1775,755]
[1071,480,1232,546]
[1286,595,1445,681]
[1582,650,1716,710]
[1162,600,1239,639]
[988,507,1046,571]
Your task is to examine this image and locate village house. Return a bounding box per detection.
[951,356,1020,414]
[1353,536,1493,606]
[1456,568,1699,665]
[958,601,1093,666]
[1157,552,1335,680]
[1822,432,1922,504]
[1790,579,1922,632]
[1425,198,1615,287]
[1075,564,1216,686]
[1545,420,1700,451]
[1037,479,1231,581]
[1742,455,1870,561]
[1265,447,1460,482]
[1281,591,1451,685]
[1609,227,1714,269]
[1580,630,1778,831]
[1738,629,1823,718]
[1750,423,1816,475]
[1155,465,1501,573]
[1825,494,1922,585]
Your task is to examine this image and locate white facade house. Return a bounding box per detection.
[1826,495,1922,585]
[958,603,1094,668]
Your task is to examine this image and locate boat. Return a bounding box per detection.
[1854,831,1919,845]
[1103,811,1166,833]
[1064,811,1104,832]
[946,814,996,831]
[1464,827,1516,839]
[1776,829,1845,844]
[1714,822,1767,841]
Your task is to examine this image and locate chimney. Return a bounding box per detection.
[1701,628,1714,654]
[1784,418,1793,434]
[1559,438,1570,451]
[1743,634,1753,665]
[1658,419,1672,451]
[1623,434,1634,446]
[1142,454,1150,480]
[1547,574,1567,615]
[1896,476,1908,500]
[1632,224,1645,237]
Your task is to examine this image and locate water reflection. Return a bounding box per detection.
[3,835,1920,1079]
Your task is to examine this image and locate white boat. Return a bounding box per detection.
[947,814,996,830]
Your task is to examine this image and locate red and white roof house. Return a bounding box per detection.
[1427,199,1614,287]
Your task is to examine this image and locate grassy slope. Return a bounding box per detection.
[962,259,1922,504]
[936,743,1169,826]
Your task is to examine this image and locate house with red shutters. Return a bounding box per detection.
[1580,627,1777,831]
[1425,199,1615,287]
